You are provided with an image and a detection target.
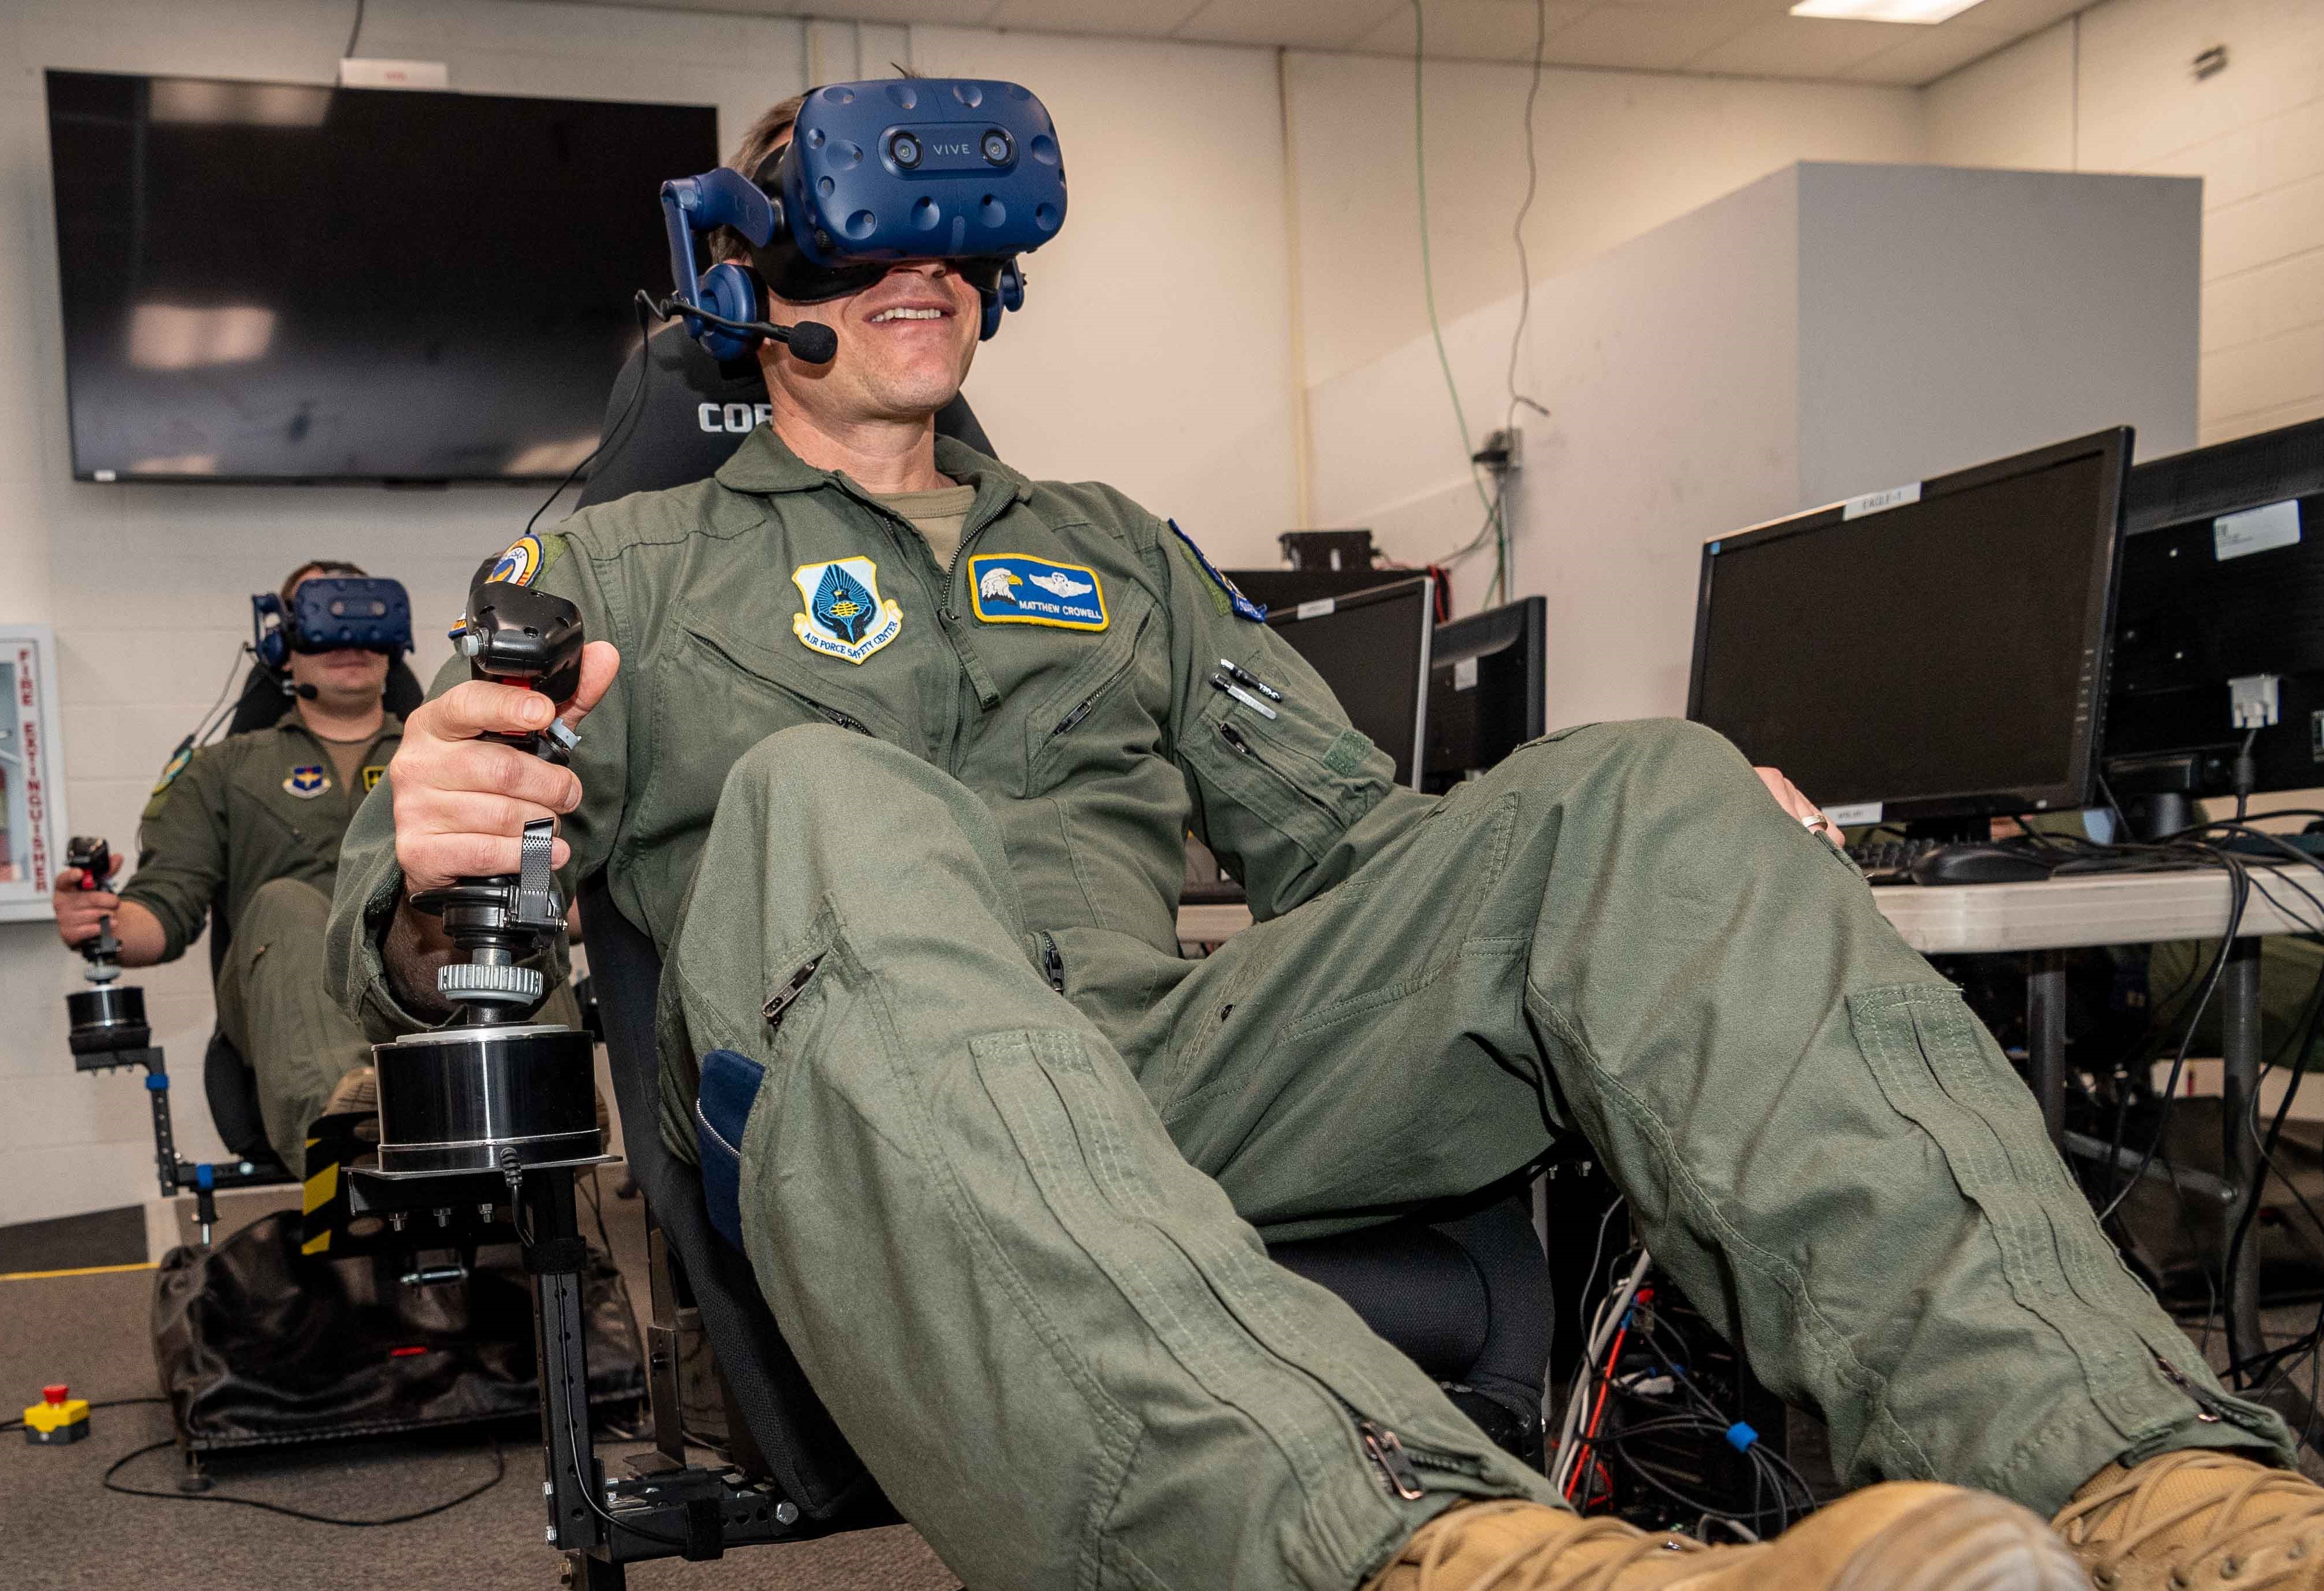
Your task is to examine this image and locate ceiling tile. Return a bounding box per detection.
[1685,13,1901,78]
[1840,20,2016,84]
[683,0,998,23]
[1589,0,1790,13]
[1175,0,1408,49]
[1351,0,1595,63]
[1540,4,1764,71]
[986,0,1209,36]
[1938,0,2085,33]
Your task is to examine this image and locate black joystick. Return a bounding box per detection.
[63,837,152,1060]
[369,581,608,1183]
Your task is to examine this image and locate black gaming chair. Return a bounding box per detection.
[197,657,427,1169]
[561,333,1557,1547]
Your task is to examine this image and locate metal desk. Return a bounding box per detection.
[1178,865,2323,1365]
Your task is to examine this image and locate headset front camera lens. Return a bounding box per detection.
[982,131,1012,164]
[890,133,921,169]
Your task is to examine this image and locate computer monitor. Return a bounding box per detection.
[1686,427,2132,826]
[1227,566,1406,613]
[2105,416,2324,800]
[1423,597,1546,796]
[1265,576,1434,789]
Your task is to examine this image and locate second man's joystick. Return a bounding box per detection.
[63,837,151,1062]
[370,581,609,1182]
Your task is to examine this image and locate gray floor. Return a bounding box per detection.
[0,1172,957,1591]
[12,1175,2324,1591]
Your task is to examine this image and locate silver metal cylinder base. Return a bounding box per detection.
[373,1022,602,1179]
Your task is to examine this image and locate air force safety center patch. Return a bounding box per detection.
[792,558,903,664]
[968,555,1108,631]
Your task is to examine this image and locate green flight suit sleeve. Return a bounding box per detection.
[1150,513,1437,921]
[325,536,632,1040]
[117,746,229,962]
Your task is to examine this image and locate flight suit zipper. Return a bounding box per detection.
[1217,722,1337,821]
[1333,1396,1480,1498]
[2150,1351,2228,1423]
[1037,931,1065,994]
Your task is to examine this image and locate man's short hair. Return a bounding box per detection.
[280,559,365,606]
[708,93,806,266]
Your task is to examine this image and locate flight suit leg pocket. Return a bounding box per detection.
[1846,981,2199,1445]
[969,1029,1521,1536]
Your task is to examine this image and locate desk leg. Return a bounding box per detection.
[2221,937,2265,1373]
[2027,949,2067,1147]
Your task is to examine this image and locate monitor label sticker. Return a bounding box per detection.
[1295,598,1335,621]
[2213,500,2301,562]
[1454,657,1480,692]
[1825,801,1883,827]
[1841,482,1920,521]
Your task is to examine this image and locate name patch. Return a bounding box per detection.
[968,555,1108,631]
[792,558,903,664]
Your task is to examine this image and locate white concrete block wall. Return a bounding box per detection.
[0,0,817,1227]
[1926,0,2324,449]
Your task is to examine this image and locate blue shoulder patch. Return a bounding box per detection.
[1167,520,1267,623]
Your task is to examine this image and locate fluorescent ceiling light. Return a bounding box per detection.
[1791,0,1986,21]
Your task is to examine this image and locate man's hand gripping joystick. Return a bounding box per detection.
[371,581,616,1182]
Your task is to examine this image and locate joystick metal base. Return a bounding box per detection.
[372,1022,608,1179]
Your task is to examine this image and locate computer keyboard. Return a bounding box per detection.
[1846,837,2061,886]
[1845,837,1949,885]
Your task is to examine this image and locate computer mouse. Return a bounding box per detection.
[1907,844,2055,886]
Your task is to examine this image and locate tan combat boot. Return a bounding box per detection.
[2054,1450,2324,1588]
[1367,1486,2084,1591]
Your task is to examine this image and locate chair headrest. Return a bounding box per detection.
[574,326,997,513]
[224,659,426,737]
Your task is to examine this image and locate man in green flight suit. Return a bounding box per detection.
[326,89,2324,1591]
[56,560,403,1176]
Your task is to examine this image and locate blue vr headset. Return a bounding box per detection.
[252,577,413,669]
[658,78,1067,363]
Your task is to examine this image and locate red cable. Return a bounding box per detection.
[1566,1318,1631,1504]
[1567,1286,1654,1508]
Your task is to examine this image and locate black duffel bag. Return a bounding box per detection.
[154,1209,643,1452]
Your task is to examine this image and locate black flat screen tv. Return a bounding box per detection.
[45,70,719,484]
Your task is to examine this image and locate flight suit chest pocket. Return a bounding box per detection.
[680,616,908,746]
[1020,603,1159,799]
[231,781,310,852]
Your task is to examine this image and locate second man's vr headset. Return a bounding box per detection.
[657,78,1068,364]
[252,578,413,669]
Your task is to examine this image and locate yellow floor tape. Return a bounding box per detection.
[0,1260,158,1282]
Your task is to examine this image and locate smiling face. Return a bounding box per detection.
[764,258,983,426]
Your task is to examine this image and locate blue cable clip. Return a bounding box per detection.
[144,1073,168,1092]
[195,1164,215,1191]
[1723,1422,1758,1453]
